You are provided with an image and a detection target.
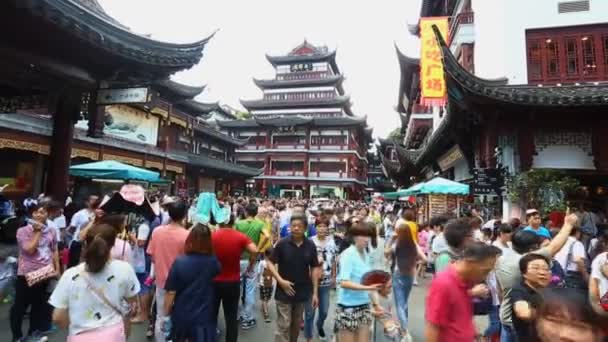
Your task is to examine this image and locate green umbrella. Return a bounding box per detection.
[69,160,161,182]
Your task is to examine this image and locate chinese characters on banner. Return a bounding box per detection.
[420,17,449,106]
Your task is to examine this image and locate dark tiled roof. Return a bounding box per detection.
[154,80,205,100]
[187,154,262,177]
[255,116,313,127]
[266,50,336,66]
[379,144,420,187]
[192,121,248,146]
[19,0,212,70]
[240,96,351,110]
[433,25,608,107]
[216,116,367,128]
[253,75,344,90]
[177,99,219,114]
[396,45,420,114]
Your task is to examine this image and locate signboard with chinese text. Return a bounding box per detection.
[420,17,449,106]
[97,87,150,105]
[437,145,464,171]
[472,168,503,195]
[75,105,159,145]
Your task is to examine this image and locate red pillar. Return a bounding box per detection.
[46,90,80,201]
[518,127,535,171]
[87,91,105,138]
[265,130,271,148]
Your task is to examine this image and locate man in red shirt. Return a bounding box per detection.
[212,214,257,342]
[425,242,501,342]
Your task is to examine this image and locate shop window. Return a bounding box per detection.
[545,39,560,78]
[565,37,578,76]
[527,39,542,81]
[582,35,597,76]
[526,24,608,84]
[604,35,608,72]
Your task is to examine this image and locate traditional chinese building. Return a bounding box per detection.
[0,0,258,200]
[389,0,608,218]
[218,41,372,199]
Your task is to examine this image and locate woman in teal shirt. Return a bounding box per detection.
[335,223,384,342]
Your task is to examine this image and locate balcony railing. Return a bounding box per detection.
[449,11,474,44]
[411,104,432,114]
[272,170,305,177]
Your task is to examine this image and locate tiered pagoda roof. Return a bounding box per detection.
[265,40,340,74]
[2,0,213,82]
[407,0,456,36]
[433,25,608,109]
[253,74,345,91]
[395,46,421,114]
[378,141,420,187]
[240,96,351,111]
[413,25,608,168]
[217,115,368,128]
[153,79,206,101]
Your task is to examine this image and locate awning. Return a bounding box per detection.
[402,177,469,196]
[69,160,161,182]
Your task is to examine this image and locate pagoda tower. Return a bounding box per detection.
[218,41,372,199]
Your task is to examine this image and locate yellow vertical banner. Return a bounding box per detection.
[420,17,449,106]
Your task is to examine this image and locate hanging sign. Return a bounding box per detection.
[420,17,449,107]
[472,168,503,195]
[97,87,150,105]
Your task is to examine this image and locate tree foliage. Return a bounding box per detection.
[506,169,579,213]
[236,111,252,120]
[387,128,404,143]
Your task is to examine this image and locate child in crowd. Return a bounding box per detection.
[259,248,275,323]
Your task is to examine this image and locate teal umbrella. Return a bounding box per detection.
[69,160,161,182]
[382,190,410,200]
[403,177,469,196]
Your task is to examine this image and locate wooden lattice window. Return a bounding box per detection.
[527,39,543,80]
[565,37,579,76]
[582,35,597,76]
[526,24,608,84]
[545,39,560,78]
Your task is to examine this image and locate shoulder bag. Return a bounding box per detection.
[80,271,132,337]
[564,240,588,291]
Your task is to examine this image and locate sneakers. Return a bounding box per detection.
[318,328,327,340]
[241,319,257,330]
[401,331,413,342]
[264,314,271,323]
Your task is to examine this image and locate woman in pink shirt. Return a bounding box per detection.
[416,223,430,283]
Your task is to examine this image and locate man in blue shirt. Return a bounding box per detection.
[522,209,551,239]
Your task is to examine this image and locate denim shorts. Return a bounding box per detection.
[136,273,151,295]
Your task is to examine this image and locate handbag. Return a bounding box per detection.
[24,264,55,287]
[80,272,132,337]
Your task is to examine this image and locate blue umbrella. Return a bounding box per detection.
[69,160,161,182]
[403,177,469,196]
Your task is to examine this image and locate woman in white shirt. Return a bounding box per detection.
[554,227,588,290]
[589,233,608,316]
[49,223,140,341]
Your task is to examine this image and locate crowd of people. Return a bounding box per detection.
[1,191,608,342]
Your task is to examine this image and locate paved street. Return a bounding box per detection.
[0,240,430,341]
[0,281,429,342]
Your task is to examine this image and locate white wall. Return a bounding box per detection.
[473,0,608,84]
[533,145,596,170]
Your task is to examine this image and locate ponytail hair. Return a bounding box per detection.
[83,224,117,273]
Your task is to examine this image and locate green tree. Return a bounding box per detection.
[506,169,579,213]
[235,111,252,120]
[387,127,404,143]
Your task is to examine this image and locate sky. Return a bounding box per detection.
[99,0,423,138]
